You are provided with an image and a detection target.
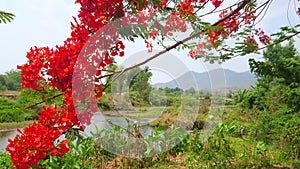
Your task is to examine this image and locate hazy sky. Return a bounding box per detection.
[0,0,299,80]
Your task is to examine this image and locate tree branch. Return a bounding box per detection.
[258,31,300,51]
[24,93,63,109]
[110,0,251,81]
[230,30,300,58]
[23,0,251,109]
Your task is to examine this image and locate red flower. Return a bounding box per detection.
[6,122,62,168]
[149,29,157,39]
[211,0,222,8]
[177,0,194,17]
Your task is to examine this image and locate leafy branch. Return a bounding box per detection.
[108,0,251,84]
[0,11,15,24]
[24,0,251,110]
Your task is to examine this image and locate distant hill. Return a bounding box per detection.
[152,69,257,90]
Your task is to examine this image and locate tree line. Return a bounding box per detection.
[0,69,21,91]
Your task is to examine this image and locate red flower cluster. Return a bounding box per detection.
[144,40,153,52]
[12,0,132,167]
[39,105,80,130]
[6,122,68,169]
[206,8,242,47]
[177,0,194,17]
[149,29,158,39]
[244,35,258,51]
[242,28,270,53]
[255,28,270,45]
[164,12,187,36]
[189,42,207,59]
[244,8,256,24]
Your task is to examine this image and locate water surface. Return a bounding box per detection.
[0,113,153,152]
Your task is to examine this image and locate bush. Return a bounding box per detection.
[0,153,10,169]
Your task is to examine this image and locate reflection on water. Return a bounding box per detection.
[0,129,19,152]
[0,113,153,152]
[84,113,154,138]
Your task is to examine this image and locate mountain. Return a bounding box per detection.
[152,69,257,90]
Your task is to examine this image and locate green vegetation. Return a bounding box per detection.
[0,97,36,123]
[0,121,35,131]
[112,67,153,109]
[129,67,152,106]
[1,42,300,168]
[0,70,21,91]
[0,86,63,124]
[0,11,15,24]
[126,106,166,118]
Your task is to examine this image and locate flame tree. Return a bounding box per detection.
[5,0,300,168]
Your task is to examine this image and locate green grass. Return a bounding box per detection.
[126,106,167,118]
[149,108,179,127]
[0,120,35,131]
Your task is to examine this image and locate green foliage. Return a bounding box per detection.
[183,123,235,168]
[249,40,300,86]
[0,152,10,169]
[129,67,152,106]
[34,123,237,168]
[148,88,167,106]
[232,40,300,165]
[0,70,21,91]
[242,41,300,112]
[185,87,196,95]
[0,120,35,131]
[17,87,63,108]
[112,67,152,107]
[37,137,114,169]
[97,95,114,111]
[0,97,36,122]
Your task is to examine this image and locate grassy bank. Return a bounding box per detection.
[125,106,167,118]
[0,121,35,131]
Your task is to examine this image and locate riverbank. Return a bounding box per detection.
[0,109,152,132]
[0,121,35,132]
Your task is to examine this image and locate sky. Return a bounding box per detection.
[0,0,299,83]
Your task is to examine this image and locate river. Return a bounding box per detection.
[0,113,154,152]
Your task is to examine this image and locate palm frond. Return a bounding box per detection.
[0,11,15,24]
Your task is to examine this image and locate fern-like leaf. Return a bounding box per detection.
[0,11,15,24]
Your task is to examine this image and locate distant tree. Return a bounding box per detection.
[249,40,300,85]
[111,66,153,106]
[248,40,300,111]
[112,66,141,94]
[186,87,196,95]
[0,74,7,90]
[0,69,21,91]
[129,67,152,105]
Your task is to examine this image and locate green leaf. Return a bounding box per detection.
[157,125,168,131]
